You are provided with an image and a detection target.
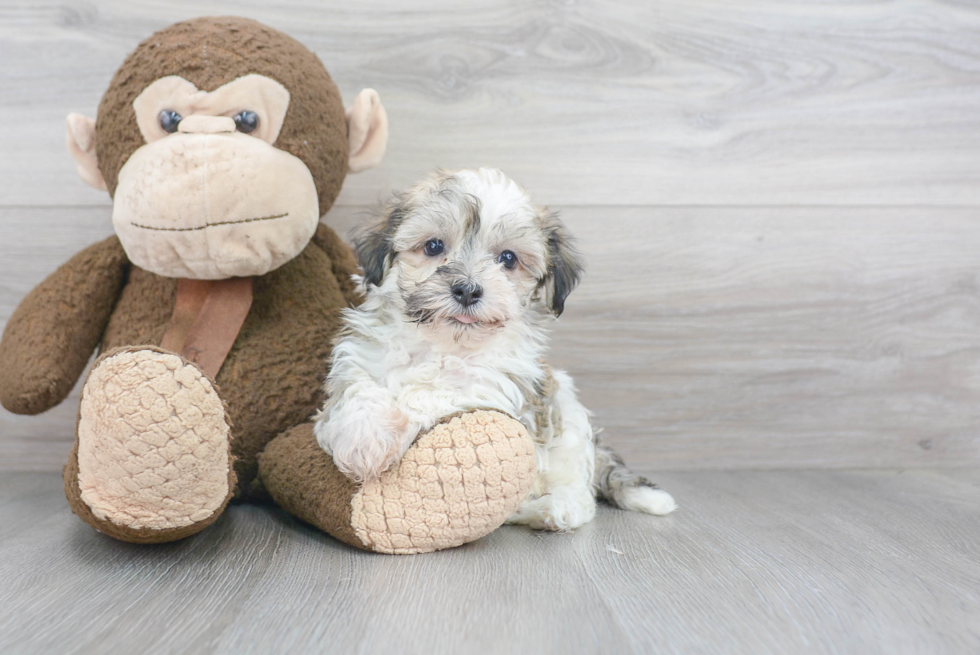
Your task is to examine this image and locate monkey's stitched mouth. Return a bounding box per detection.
[130,212,289,232]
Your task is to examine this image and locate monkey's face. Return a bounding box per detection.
[112,75,319,279]
[66,17,389,280]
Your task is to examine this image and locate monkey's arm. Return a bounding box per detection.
[0,236,128,415]
[310,222,363,307]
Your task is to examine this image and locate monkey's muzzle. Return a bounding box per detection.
[112,131,320,279]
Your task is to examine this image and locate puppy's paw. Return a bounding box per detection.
[506,487,597,532]
[335,441,397,484]
[314,404,413,484]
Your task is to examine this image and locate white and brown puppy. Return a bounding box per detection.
[313,168,675,530]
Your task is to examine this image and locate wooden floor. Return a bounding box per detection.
[1,469,978,654]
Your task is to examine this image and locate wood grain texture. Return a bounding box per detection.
[3,205,979,471]
[2,1,979,472]
[1,469,978,654]
[1,0,980,206]
[3,5,978,652]
[550,205,980,470]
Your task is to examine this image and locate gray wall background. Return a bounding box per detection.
[1,0,978,471]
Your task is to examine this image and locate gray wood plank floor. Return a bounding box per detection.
[1,469,978,654]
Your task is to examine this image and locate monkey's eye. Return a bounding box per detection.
[423,239,445,257]
[498,250,518,270]
[234,110,259,134]
[159,110,182,134]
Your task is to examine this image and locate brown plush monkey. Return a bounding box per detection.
[0,17,535,553]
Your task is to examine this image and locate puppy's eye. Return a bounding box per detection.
[159,110,182,133]
[423,239,445,256]
[234,110,259,134]
[498,250,518,270]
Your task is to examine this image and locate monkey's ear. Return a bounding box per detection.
[540,209,584,317]
[66,113,108,191]
[346,89,388,174]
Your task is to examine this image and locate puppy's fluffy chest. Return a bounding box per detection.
[348,302,547,424]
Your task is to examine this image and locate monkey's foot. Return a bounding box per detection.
[260,411,538,554]
[64,347,236,543]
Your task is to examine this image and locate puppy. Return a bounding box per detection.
[313,168,676,531]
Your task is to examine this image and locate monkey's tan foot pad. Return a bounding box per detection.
[64,347,236,544]
[260,411,537,555]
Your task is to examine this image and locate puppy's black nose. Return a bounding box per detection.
[451,282,483,307]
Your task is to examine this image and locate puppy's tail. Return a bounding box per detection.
[594,442,677,516]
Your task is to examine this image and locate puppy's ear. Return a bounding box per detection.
[353,196,406,287]
[353,229,390,288]
[539,208,584,316]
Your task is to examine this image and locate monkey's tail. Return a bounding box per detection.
[593,441,677,516]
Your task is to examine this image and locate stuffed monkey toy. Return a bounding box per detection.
[0,17,535,554]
